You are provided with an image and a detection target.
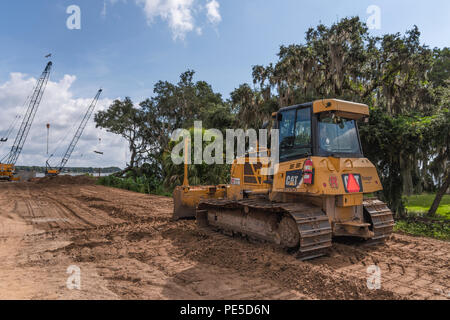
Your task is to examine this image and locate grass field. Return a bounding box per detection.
[395,193,450,241]
[404,193,450,219]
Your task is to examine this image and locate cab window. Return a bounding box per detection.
[294,108,311,146]
[318,115,361,155]
[279,107,312,162]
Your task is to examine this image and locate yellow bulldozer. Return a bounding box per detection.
[173,99,395,260]
[0,163,17,181]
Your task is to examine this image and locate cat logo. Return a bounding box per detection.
[285,170,302,188]
[342,174,363,193]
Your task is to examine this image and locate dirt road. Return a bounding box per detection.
[0,176,448,300]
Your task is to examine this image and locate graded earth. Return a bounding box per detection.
[0,176,448,300]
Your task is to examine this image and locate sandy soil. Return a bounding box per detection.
[0,176,448,300]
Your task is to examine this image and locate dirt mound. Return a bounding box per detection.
[34,175,96,185]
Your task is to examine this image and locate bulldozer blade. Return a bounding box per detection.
[173,204,197,220]
[172,185,228,220]
[172,188,197,220]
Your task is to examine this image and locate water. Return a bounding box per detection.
[36,172,116,178]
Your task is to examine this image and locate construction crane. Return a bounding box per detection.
[45,89,103,176]
[0,61,53,181]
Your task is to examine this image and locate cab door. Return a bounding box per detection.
[279,106,312,163]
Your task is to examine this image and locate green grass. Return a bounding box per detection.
[404,193,450,219]
[395,193,450,241]
[394,219,450,241]
[97,175,172,197]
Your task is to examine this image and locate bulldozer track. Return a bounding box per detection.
[363,199,395,243]
[198,198,332,260]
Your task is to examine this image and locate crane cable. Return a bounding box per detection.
[46,120,80,166]
[0,96,31,162]
[0,93,32,142]
[46,93,101,168]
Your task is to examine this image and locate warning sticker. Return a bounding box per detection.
[329,175,339,189]
[342,174,363,193]
[231,178,240,185]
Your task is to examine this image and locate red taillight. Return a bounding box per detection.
[303,159,314,185]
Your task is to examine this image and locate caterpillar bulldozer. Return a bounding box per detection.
[173,99,395,260]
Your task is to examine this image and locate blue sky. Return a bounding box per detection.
[0,0,448,168]
[1,0,449,101]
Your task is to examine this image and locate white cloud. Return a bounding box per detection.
[136,0,194,40]
[205,0,221,25]
[136,0,221,40]
[0,72,128,169]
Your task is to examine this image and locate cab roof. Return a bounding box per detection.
[275,99,369,120]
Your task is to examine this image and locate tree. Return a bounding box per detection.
[94,97,150,176]
[428,168,450,216]
[162,127,230,188]
[230,84,261,129]
[427,107,450,215]
[139,70,233,157]
[429,47,450,87]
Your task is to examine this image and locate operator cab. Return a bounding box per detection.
[274,99,368,162]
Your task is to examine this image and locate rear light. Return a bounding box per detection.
[303,159,314,185]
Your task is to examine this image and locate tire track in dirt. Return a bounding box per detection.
[42,191,119,226]
[307,235,450,299]
[22,196,91,231]
[53,227,308,300]
[22,202,306,301]
[159,221,399,300]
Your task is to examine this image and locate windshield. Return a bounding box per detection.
[279,107,312,162]
[318,115,361,154]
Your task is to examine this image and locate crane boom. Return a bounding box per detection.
[56,89,103,172]
[3,62,52,165]
[0,62,52,181]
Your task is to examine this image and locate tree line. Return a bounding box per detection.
[95,17,449,216]
[16,166,121,174]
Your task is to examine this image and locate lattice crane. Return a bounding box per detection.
[0,61,53,180]
[46,89,102,176]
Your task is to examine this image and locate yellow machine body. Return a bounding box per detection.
[226,155,384,238]
[0,163,15,181]
[172,99,394,258]
[45,169,60,177]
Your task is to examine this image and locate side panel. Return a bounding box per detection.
[229,157,271,200]
[272,157,382,195]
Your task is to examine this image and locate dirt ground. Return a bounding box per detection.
[0,176,448,300]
